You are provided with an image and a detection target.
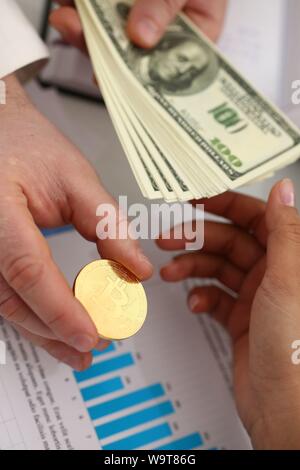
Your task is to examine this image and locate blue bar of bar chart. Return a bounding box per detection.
[156,433,203,450]
[92,343,116,358]
[81,377,124,401]
[88,383,165,420]
[103,423,172,450]
[96,401,174,439]
[43,226,74,237]
[74,353,134,383]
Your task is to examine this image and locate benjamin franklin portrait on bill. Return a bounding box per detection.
[116,2,219,96]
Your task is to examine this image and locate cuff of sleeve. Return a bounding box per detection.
[0,41,49,82]
[0,0,49,80]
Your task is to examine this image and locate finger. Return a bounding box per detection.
[50,6,87,53]
[188,285,235,327]
[0,192,99,353]
[0,273,57,339]
[127,0,186,48]
[161,252,243,292]
[193,190,267,245]
[185,0,228,41]
[13,325,92,371]
[265,179,300,296]
[188,285,251,343]
[64,159,153,280]
[157,221,264,271]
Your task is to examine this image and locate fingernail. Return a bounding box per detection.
[70,334,95,353]
[63,355,83,371]
[51,21,69,40]
[161,261,177,273]
[138,249,153,270]
[95,339,111,352]
[189,295,199,312]
[279,179,295,207]
[136,18,160,46]
[161,263,170,273]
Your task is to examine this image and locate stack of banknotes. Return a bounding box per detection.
[76,0,300,202]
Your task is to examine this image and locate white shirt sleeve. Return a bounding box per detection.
[0,0,49,79]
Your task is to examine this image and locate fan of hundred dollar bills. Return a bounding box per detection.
[75,0,300,202]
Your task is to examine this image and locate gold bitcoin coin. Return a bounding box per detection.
[74,260,147,341]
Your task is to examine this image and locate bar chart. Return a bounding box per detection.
[74,344,204,451]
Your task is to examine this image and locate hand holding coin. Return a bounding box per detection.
[74,260,148,341]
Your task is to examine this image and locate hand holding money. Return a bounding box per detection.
[52,0,227,49]
[55,0,300,202]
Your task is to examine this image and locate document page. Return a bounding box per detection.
[0,229,251,450]
[219,0,285,105]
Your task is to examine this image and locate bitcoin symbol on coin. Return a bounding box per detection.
[103,276,129,308]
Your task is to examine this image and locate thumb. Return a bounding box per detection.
[127,0,186,48]
[265,179,300,287]
[65,162,153,280]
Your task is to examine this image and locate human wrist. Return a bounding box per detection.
[2,73,31,112]
[250,404,300,449]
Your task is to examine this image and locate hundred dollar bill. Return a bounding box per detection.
[76,0,300,200]
[76,0,184,201]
